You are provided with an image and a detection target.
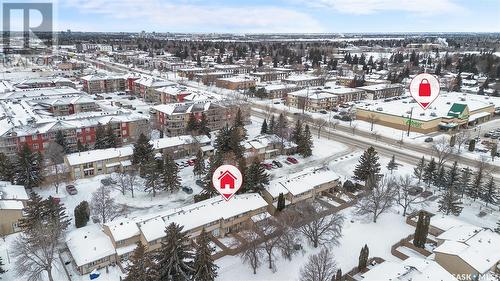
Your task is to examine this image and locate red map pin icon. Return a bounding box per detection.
[212,164,243,201]
[409,73,440,110]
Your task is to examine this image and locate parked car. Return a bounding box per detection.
[128,96,136,100]
[319,110,328,114]
[424,137,433,143]
[287,157,299,164]
[182,186,193,194]
[272,160,283,168]
[195,179,205,187]
[261,163,273,170]
[484,133,492,138]
[187,159,196,166]
[66,185,78,195]
[51,197,61,204]
[101,177,117,186]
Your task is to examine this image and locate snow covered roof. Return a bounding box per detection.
[104,218,141,242]
[0,181,29,201]
[361,257,457,281]
[357,83,403,91]
[217,76,256,83]
[0,200,24,210]
[139,193,268,242]
[284,75,322,82]
[435,228,500,273]
[153,101,225,116]
[66,225,116,267]
[66,146,133,166]
[267,167,340,198]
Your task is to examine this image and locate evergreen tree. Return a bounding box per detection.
[495,220,500,234]
[423,158,437,187]
[413,156,425,184]
[203,151,224,197]
[162,153,181,193]
[413,211,430,248]
[357,245,369,271]
[298,124,313,157]
[105,124,118,148]
[0,256,5,277]
[353,146,381,183]
[269,115,276,134]
[74,201,90,228]
[55,130,69,153]
[0,152,14,182]
[438,188,463,216]
[260,119,268,135]
[193,229,218,281]
[228,126,245,159]
[469,165,484,201]
[214,124,231,153]
[155,223,194,281]
[132,133,154,177]
[198,113,210,136]
[243,159,270,193]
[434,166,446,189]
[186,113,198,134]
[18,192,44,232]
[144,158,163,197]
[277,193,286,212]
[94,123,107,149]
[193,150,206,178]
[386,155,398,174]
[44,196,71,231]
[335,268,342,281]
[276,113,287,141]
[14,143,44,189]
[468,139,476,152]
[234,108,245,129]
[291,119,303,144]
[458,167,472,198]
[76,139,86,152]
[446,161,460,190]
[124,242,153,281]
[481,176,498,206]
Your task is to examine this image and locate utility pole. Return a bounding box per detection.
[407,107,414,137]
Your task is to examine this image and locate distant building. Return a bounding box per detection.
[216,76,257,90]
[152,101,250,137]
[286,86,365,112]
[250,71,288,82]
[283,75,325,87]
[357,83,404,100]
[81,74,126,94]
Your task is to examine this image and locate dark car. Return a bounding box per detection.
[66,185,78,195]
[424,137,433,143]
[182,186,193,194]
[287,157,298,164]
[128,96,136,100]
[195,179,205,187]
[101,177,117,186]
[272,160,283,168]
[484,133,492,138]
[319,110,328,114]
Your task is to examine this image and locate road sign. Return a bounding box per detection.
[212,164,243,201]
[409,73,440,110]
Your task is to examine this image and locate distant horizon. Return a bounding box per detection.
[3,0,499,34]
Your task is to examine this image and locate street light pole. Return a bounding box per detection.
[407,107,414,137]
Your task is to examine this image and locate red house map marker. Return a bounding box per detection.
[409,73,440,110]
[212,164,243,201]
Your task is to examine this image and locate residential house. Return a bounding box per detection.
[0,181,28,236]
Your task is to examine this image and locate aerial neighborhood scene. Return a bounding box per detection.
[0,1,500,280]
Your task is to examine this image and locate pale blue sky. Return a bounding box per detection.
[3,0,500,33]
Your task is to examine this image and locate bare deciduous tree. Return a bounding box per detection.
[112,169,139,197]
[368,113,379,132]
[239,231,264,274]
[350,123,358,135]
[431,137,454,169]
[45,142,67,194]
[275,210,301,261]
[355,176,397,223]
[299,247,337,281]
[395,175,427,216]
[254,218,280,271]
[91,185,119,223]
[455,130,470,153]
[296,202,344,248]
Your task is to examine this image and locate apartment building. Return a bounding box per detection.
[14,77,75,89]
[0,181,29,236]
[262,167,340,212]
[132,77,174,102]
[215,76,257,90]
[214,64,251,75]
[283,75,325,87]
[258,83,303,99]
[66,193,269,275]
[194,72,234,85]
[36,96,99,116]
[64,135,210,179]
[250,71,289,82]
[357,83,404,100]
[286,86,365,112]
[81,74,126,94]
[152,101,250,137]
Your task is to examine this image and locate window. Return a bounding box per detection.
[20,136,25,142]
[33,144,39,150]
[32,134,38,140]
[86,135,91,141]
